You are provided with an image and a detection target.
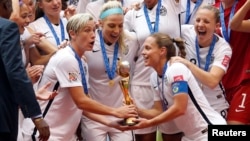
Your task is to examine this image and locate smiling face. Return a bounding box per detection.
[99,14,124,45]
[15,4,31,34]
[194,8,220,47]
[22,0,36,21]
[142,36,162,68]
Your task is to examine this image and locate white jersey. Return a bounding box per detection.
[124,0,182,134]
[180,0,214,25]
[20,28,34,67]
[22,46,87,141]
[82,30,138,140]
[76,0,91,13]
[124,0,181,85]
[20,37,27,67]
[151,62,227,139]
[28,17,69,46]
[84,30,138,107]
[21,28,35,48]
[181,25,231,113]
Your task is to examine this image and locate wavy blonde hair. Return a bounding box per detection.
[99,0,128,54]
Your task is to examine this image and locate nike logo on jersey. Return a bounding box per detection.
[92,50,100,53]
[235,109,244,112]
[136,15,143,18]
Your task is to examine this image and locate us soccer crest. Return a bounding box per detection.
[160,6,167,16]
[68,72,78,82]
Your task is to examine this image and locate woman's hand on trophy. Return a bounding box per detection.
[106,119,131,131]
[114,104,138,119]
[126,118,151,130]
[123,97,139,114]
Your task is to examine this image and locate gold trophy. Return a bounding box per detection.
[118,61,137,126]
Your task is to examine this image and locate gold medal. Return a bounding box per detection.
[109,80,114,87]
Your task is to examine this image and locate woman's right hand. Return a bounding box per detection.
[26,63,44,84]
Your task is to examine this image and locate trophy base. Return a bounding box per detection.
[124,117,138,126]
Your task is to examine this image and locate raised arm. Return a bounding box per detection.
[9,0,19,21]
[170,55,229,89]
[26,27,58,65]
[229,0,250,32]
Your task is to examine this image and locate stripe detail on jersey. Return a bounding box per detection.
[188,87,213,125]
[171,81,188,95]
[219,82,226,96]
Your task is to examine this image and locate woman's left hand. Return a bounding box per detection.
[36,82,58,100]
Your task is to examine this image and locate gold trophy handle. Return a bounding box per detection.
[119,78,131,105]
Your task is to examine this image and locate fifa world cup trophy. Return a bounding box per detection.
[117,61,137,126]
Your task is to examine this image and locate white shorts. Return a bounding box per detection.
[22,134,77,141]
[81,116,133,141]
[158,121,182,134]
[182,128,208,141]
[22,118,77,141]
[130,85,157,134]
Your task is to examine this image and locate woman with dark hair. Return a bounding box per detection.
[172,5,232,119]
[128,32,227,141]
[124,0,183,140]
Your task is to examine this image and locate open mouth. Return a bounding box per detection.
[52,7,60,12]
[143,56,149,62]
[198,31,206,36]
[110,34,119,40]
[90,41,95,45]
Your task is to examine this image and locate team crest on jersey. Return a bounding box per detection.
[160,6,167,16]
[68,72,78,82]
[221,55,230,67]
[173,75,183,81]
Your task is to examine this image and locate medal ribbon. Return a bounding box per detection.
[99,30,119,80]
[143,0,162,34]
[195,35,216,71]
[70,46,88,95]
[157,62,168,111]
[185,0,203,24]
[43,15,65,45]
[219,0,238,42]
